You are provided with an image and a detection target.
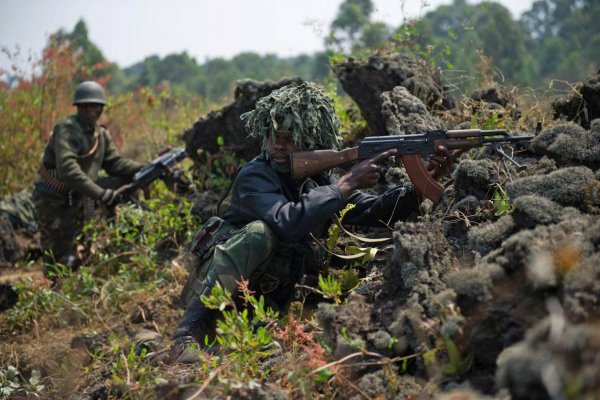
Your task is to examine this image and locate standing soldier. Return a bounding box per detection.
[33,81,145,277]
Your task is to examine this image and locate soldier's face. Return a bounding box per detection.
[77,103,104,122]
[266,130,300,169]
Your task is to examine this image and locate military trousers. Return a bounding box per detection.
[32,175,130,272]
[32,184,85,268]
[181,219,310,311]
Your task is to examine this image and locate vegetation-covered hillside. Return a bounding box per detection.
[1,0,599,399]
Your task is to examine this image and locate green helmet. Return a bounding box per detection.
[241,82,342,151]
[72,81,107,105]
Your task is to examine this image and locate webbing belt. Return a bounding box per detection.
[39,164,70,193]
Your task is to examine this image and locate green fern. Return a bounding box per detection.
[325,203,356,262]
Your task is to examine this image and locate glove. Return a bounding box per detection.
[100,188,120,207]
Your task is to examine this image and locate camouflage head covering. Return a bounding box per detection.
[241,82,342,151]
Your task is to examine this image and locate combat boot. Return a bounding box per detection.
[169,295,217,363]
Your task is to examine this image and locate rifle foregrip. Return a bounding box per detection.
[400,154,444,204]
[291,147,359,179]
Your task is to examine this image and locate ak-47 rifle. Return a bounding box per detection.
[290,129,534,204]
[115,147,188,205]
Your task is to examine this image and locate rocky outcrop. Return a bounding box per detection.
[182,77,304,162]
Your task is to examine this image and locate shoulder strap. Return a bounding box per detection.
[216,167,242,218]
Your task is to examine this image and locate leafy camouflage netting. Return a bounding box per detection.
[241,82,342,151]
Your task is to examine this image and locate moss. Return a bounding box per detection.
[496,318,600,399]
[429,289,458,316]
[512,195,564,229]
[315,302,337,344]
[531,121,600,168]
[450,195,484,217]
[517,155,557,178]
[507,166,596,211]
[381,86,444,135]
[446,267,493,311]
[453,159,499,200]
[468,215,517,256]
[367,330,393,351]
[524,250,558,290]
[351,371,424,400]
[387,302,431,358]
[440,315,464,337]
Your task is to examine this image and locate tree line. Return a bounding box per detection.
[47,0,599,101]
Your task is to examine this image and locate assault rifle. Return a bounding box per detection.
[290,129,534,204]
[115,147,189,204]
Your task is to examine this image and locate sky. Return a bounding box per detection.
[0,0,536,72]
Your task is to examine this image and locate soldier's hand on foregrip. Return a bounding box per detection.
[167,165,184,179]
[426,145,455,178]
[100,188,120,207]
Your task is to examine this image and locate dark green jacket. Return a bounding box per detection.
[223,155,419,243]
[41,114,144,199]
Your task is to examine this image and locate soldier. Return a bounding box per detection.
[169,82,453,362]
[33,81,145,276]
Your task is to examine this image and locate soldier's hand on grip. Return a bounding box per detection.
[100,188,121,207]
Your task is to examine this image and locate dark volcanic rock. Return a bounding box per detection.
[531,120,600,169]
[552,70,600,129]
[511,195,569,229]
[506,166,596,211]
[469,86,520,121]
[470,87,510,107]
[0,214,23,268]
[334,53,455,135]
[453,159,500,200]
[496,316,600,400]
[182,77,303,162]
[381,86,445,135]
[0,283,18,311]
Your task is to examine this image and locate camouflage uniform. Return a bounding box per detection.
[0,190,37,232]
[33,114,143,267]
[0,191,38,268]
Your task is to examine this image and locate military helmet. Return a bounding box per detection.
[241,82,342,151]
[73,81,107,105]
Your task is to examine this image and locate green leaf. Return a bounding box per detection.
[29,369,41,386]
[339,268,360,292]
[113,374,125,385]
[401,358,409,372]
[423,348,437,365]
[314,368,335,383]
[442,364,457,374]
[445,336,462,366]
[492,184,512,216]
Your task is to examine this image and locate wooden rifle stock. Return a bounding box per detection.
[290,147,359,179]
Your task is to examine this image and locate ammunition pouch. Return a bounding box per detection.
[180,216,237,306]
[190,216,237,262]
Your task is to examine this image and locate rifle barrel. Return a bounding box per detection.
[481,135,534,143]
